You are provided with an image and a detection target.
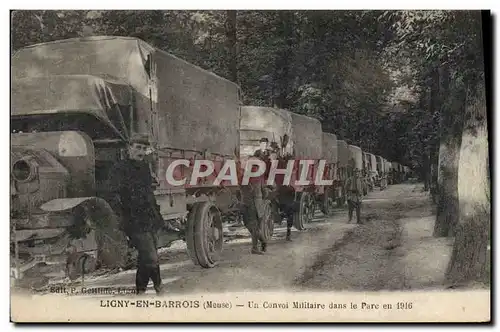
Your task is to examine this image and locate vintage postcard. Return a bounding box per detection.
[9,9,491,323]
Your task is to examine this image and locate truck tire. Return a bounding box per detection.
[293,192,310,231]
[186,201,223,268]
[321,187,334,217]
[260,199,274,242]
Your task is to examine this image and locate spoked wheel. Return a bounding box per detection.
[186,201,223,268]
[306,194,316,222]
[270,200,282,225]
[321,187,335,217]
[259,199,274,242]
[336,187,346,207]
[293,192,310,231]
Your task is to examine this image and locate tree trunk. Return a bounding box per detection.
[224,10,237,83]
[446,81,490,286]
[433,68,465,238]
[422,151,430,191]
[429,143,439,203]
[434,133,461,237]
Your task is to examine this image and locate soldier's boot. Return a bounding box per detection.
[286,228,292,242]
[261,240,267,252]
[150,265,164,295]
[135,265,150,295]
[251,235,264,255]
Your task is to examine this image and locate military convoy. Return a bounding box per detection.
[10,36,412,287]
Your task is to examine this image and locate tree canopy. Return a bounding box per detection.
[10,10,488,176]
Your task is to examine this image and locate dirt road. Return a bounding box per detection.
[20,183,454,297]
[297,183,454,291]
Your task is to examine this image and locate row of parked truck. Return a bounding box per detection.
[10,36,412,286]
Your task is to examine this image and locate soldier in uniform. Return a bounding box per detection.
[345,168,363,224]
[239,138,272,255]
[108,134,164,295]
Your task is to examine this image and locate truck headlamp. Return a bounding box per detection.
[12,157,38,183]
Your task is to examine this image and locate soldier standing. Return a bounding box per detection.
[240,138,271,255]
[345,168,363,224]
[108,134,164,295]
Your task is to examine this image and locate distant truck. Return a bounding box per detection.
[368,153,378,189]
[10,36,243,285]
[336,140,350,206]
[288,112,324,229]
[348,144,366,195]
[321,132,338,216]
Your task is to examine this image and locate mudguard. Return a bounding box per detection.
[40,197,109,213]
[41,196,128,269]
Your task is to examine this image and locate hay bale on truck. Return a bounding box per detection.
[10,37,241,287]
[336,140,350,207]
[239,106,295,240]
[320,132,338,216]
[289,112,323,230]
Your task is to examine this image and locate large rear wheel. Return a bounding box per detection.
[321,187,335,217]
[259,199,274,242]
[293,192,310,231]
[186,201,223,268]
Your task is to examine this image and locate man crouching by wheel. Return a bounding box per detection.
[108,133,164,295]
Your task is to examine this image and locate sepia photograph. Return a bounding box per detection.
[8,8,491,323]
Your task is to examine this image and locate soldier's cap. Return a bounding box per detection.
[260,137,269,143]
[129,133,150,145]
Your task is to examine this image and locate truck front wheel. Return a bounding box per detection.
[186,201,223,268]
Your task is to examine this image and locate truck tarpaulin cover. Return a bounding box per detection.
[240,106,294,157]
[321,133,338,164]
[369,153,377,173]
[337,140,349,168]
[348,145,363,170]
[11,75,133,140]
[289,112,322,159]
[376,155,383,172]
[11,36,240,157]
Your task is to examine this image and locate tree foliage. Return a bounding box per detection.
[10,10,486,176]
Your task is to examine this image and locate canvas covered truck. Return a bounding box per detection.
[402,165,410,181]
[348,145,363,183]
[361,151,370,195]
[336,140,350,207]
[320,132,338,216]
[375,155,382,187]
[239,106,295,239]
[377,156,388,190]
[385,160,394,185]
[289,112,323,230]
[391,161,401,184]
[368,153,378,189]
[10,36,242,287]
